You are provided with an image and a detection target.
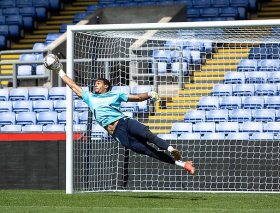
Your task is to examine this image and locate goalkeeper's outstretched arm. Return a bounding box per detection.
[60,74,82,99]
[128,91,160,102]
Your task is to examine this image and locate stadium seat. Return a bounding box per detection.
[1,125,21,132]
[224,72,245,84]
[29,88,48,100]
[265,96,280,109]
[12,100,33,113]
[171,62,188,75]
[0,0,17,8]
[49,87,66,100]
[232,84,255,96]
[157,1,174,5]
[187,18,208,22]
[0,25,8,39]
[219,7,239,19]
[3,7,19,16]
[184,41,204,51]
[255,84,277,96]
[208,17,235,21]
[120,102,137,112]
[197,96,220,110]
[178,133,200,140]
[0,101,13,112]
[33,0,49,9]
[74,100,89,112]
[258,59,280,71]
[193,122,215,133]
[211,84,232,96]
[264,122,280,133]
[170,123,192,134]
[123,111,133,118]
[73,12,90,23]
[8,24,20,38]
[226,132,249,140]
[73,124,87,132]
[193,0,211,8]
[184,110,205,123]
[157,133,177,140]
[248,47,271,59]
[151,62,167,74]
[216,122,239,133]
[131,85,151,95]
[9,88,29,101]
[206,109,228,122]
[174,0,193,7]
[19,7,36,19]
[139,1,157,6]
[18,65,32,76]
[243,96,264,109]
[91,123,108,138]
[59,23,75,33]
[104,3,121,7]
[230,0,249,8]
[239,122,263,133]
[0,35,6,49]
[122,2,138,6]
[186,8,200,18]
[220,96,242,109]
[250,132,274,140]
[111,85,130,94]
[49,0,61,10]
[245,72,267,84]
[0,16,5,25]
[212,0,230,7]
[203,133,225,140]
[37,111,58,125]
[33,42,49,50]
[45,33,63,42]
[229,109,252,122]
[0,89,9,101]
[200,8,219,18]
[16,111,36,125]
[86,4,103,12]
[33,100,53,112]
[43,124,65,132]
[6,15,23,28]
[190,51,201,64]
[165,40,184,49]
[253,109,275,122]
[0,112,15,126]
[79,111,88,124]
[171,50,191,63]
[58,111,79,125]
[17,0,33,7]
[22,124,43,132]
[138,100,149,112]
[267,72,280,84]
[54,100,66,112]
[152,50,171,63]
[237,59,258,72]
[270,48,280,59]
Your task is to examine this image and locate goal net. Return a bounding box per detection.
[66,21,280,194]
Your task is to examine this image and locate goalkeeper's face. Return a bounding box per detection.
[94,80,109,94]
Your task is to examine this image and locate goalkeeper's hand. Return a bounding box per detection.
[148,91,160,102]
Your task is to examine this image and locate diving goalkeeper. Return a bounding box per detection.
[44,54,194,175]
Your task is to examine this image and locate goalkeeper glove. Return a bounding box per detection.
[148,91,160,102]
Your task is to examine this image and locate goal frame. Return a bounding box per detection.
[66,20,280,194]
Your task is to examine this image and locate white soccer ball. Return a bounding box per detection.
[43,54,60,70]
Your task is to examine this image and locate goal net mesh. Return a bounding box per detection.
[72,26,280,193]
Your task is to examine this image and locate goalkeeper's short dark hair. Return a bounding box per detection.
[96,78,111,91]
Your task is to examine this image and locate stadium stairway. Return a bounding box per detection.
[146,46,251,134]
[252,0,280,20]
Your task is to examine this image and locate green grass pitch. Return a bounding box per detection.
[0,190,279,213]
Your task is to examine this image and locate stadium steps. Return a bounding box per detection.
[0,54,20,86]
[254,0,280,19]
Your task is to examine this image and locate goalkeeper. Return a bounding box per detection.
[45,55,194,175]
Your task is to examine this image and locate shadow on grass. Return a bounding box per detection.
[109,194,207,201]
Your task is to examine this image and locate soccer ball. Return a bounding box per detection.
[43,54,60,71]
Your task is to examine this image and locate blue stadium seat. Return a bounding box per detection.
[204,42,213,53]
[229,109,252,122]
[276,110,280,121]
[16,111,36,125]
[190,51,201,64]
[0,16,5,25]
[170,123,192,134]
[0,89,9,101]
[193,122,215,133]
[19,7,36,19]
[197,96,219,110]
[220,96,242,109]
[59,23,75,33]
[186,8,200,18]
[158,1,174,5]
[171,62,188,75]
[0,9,2,15]
[73,124,87,132]
[122,2,139,6]
[86,4,103,12]
[232,84,255,96]
[184,41,204,51]
[211,84,232,96]
[248,47,271,59]
[54,100,66,112]
[264,122,280,133]
[193,0,211,8]
[123,111,134,118]
[208,17,235,21]
[17,0,32,7]
[49,87,66,100]
[245,72,267,84]
[79,111,88,124]
[165,40,185,49]
[224,72,245,84]
[138,100,149,112]
[171,50,191,63]
[230,0,249,8]
[203,133,225,140]
[270,48,280,59]
[9,88,29,101]
[131,85,151,95]
[200,8,219,18]
[73,12,90,23]
[187,18,208,22]
[206,109,228,122]
[29,88,48,100]
[37,111,58,125]
[91,123,108,138]
[258,59,280,71]
[237,59,258,72]
[0,0,16,8]
[120,102,137,112]
[152,50,171,63]
[139,2,157,6]
[239,122,263,133]
[0,35,6,49]
[250,132,274,140]
[267,72,280,84]
[3,7,19,16]
[0,112,15,126]
[243,96,264,109]
[22,125,43,132]
[1,125,21,132]
[8,25,19,38]
[157,133,177,140]
[43,124,65,132]
[45,33,63,42]
[178,133,200,140]
[13,100,33,113]
[253,109,275,122]
[0,25,8,38]
[175,0,193,7]
[184,110,205,123]
[74,100,89,112]
[6,15,23,28]
[49,0,61,10]
[219,7,239,18]
[212,0,230,7]
[111,85,130,94]
[0,101,12,112]
[33,0,49,9]
[18,65,32,76]
[33,100,53,112]
[255,84,277,96]
[33,42,49,50]
[58,111,79,125]
[104,3,121,7]
[216,122,239,133]
[265,96,280,109]
[226,132,249,140]
[151,62,167,74]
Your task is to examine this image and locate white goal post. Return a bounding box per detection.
[66,20,280,194]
